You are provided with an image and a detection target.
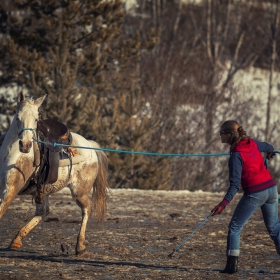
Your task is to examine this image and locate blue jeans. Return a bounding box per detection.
[227,185,280,256]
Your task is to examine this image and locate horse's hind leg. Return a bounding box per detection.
[9,196,49,250]
[75,194,92,255]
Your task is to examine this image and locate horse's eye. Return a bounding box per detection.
[35,119,38,122]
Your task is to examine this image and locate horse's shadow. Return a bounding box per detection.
[0,248,190,272]
[2,249,278,275]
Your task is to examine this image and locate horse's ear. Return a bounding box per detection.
[34,94,47,107]
[17,91,25,103]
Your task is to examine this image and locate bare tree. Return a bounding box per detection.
[125,0,280,190]
[266,0,280,141]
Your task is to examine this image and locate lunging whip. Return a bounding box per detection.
[168,211,214,258]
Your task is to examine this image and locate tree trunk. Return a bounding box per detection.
[266,1,280,142]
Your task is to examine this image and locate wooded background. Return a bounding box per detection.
[1,0,280,192]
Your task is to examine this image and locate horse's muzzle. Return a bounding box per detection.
[19,140,32,153]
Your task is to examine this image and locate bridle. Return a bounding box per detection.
[17,106,43,139]
[18,128,36,138]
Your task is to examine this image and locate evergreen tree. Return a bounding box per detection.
[82,64,171,189]
[0,0,155,126]
[0,0,163,190]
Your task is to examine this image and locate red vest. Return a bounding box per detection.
[232,139,275,194]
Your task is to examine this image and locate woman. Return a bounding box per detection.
[211,120,280,274]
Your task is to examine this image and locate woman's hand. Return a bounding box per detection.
[211,203,225,216]
[266,152,276,160]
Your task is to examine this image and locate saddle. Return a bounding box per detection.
[37,119,72,184]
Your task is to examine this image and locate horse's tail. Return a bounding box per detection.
[92,150,109,222]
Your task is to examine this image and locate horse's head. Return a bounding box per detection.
[16,91,46,153]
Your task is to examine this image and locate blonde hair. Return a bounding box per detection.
[220,120,249,151]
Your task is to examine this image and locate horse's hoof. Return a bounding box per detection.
[9,242,22,250]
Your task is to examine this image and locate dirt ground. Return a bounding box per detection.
[0,188,280,280]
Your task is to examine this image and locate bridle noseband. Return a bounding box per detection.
[18,128,36,138]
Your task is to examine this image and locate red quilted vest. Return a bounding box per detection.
[232,139,275,194]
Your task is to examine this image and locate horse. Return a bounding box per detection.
[0,91,109,255]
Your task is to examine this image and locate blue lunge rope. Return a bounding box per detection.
[33,139,280,159]
[33,138,229,157]
[52,142,229,157]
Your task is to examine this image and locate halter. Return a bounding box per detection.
[18,128,36,138]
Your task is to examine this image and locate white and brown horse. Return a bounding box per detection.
[0,91,109,255]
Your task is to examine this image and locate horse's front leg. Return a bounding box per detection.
[75,195,92,255]
[9,196,50,250]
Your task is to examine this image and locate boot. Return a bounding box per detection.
[219,256,238,274]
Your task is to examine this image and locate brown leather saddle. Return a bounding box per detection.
[37,119,72,184]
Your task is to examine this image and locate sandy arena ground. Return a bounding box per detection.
[0,188,280,280]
